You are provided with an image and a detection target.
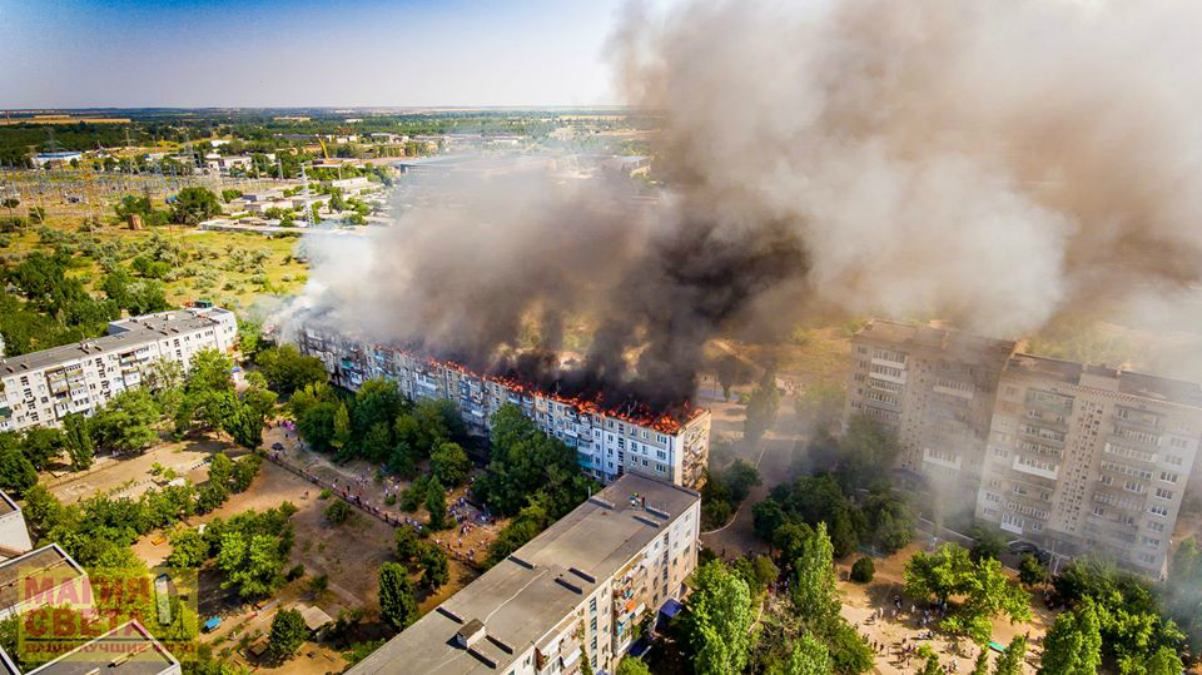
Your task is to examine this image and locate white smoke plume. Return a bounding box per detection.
[291,0,1202,405]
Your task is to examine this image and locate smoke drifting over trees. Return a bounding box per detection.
[294,0,1202,407]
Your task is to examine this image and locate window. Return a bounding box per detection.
[1154,487,1174,500]
[870,364,904,379]
[1159,471,1180,484]
[1148,504,1169,517]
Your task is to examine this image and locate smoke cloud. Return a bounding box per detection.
[291,0,1202,409]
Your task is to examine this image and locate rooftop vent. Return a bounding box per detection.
[568,567,596,584]
[454,619,487,649]
[508,554,534,570]
[646,505,671,520]
[588,496,615,510]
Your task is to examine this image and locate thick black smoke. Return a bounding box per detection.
[290,0,1202,412]
[293,165,807,412]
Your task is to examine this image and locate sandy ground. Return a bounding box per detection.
[262,422,506,566]
[130,458,479,673]
[43,436,241,504]
[836,545,1054,674]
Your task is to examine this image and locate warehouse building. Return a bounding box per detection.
[349,473,701,675]
[0,307,237,433]
[298,330,711,489]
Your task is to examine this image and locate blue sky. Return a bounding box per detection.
[0,0,630,108]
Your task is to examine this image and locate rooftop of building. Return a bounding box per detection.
[0,491,17,518]
[0,646,19,675]
[1005,353,1202,408]
[26,620,178,675]
[0,544,86,614]
[348,474,700,675]
[0,308,231,376]
[854,319,1017,359]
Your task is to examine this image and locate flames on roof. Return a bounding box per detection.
[379,344,704,435]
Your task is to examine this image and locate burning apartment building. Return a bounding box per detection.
[297,329,711,490]
[847,319,1202,576]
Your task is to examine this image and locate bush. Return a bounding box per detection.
[850,556,875,583]
[286,564,305,581]
[324,499,351,525]
[318,488,332,500]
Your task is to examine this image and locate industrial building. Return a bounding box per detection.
[0,307,237,433]
[844,320,1016,520]
[845,320,1202,576]
[348,473,701,675]
[298,330,711,489]
[976,354,1202,575]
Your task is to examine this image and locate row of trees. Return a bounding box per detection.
[477,405,597,566]
[672,523,874,675]
[167,503,295,600]
[0,250,120,355]
[753,416,914,559]
[20,451,261,569]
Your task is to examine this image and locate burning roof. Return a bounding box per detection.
[381,344,705,435]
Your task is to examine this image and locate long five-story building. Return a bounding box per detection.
[298,329,711,490]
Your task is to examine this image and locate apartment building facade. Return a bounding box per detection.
[0,308,238,433]
[975,354,1202,575]
[349,473,701,675]
[844,320,1016,520]
[298,330,711,489]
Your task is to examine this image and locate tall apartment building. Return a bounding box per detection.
[975,354,1202,575]
[349,473,701,675]
[0,307,238,433]
[844,320,1016,519]
[298,330,711,489]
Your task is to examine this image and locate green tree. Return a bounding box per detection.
[904,543,1031,644]
[0,442,38,496]
[616,657,653,675]
[682,560,754,675]
[332,402,351,455]
[972,650,991,675]
[324,500,351,525]
[378,562,417,630]
[395,527,420,562]
[431,442,471,487]
[171,187,221,225]
[418,542,449,591]
[767,634,832,675]
[88,388,160,453]
[993,636,1027,675]
[425,477,449,530]
[850,557,875,583]
[255,345,326,396]
[267,609,307,662]
[1019,554,1050,587]
[62,413,94,471]
[216,531,287,600]
[1039,599,1102,675]
[166,526,210,568]
[793,522,840,623]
